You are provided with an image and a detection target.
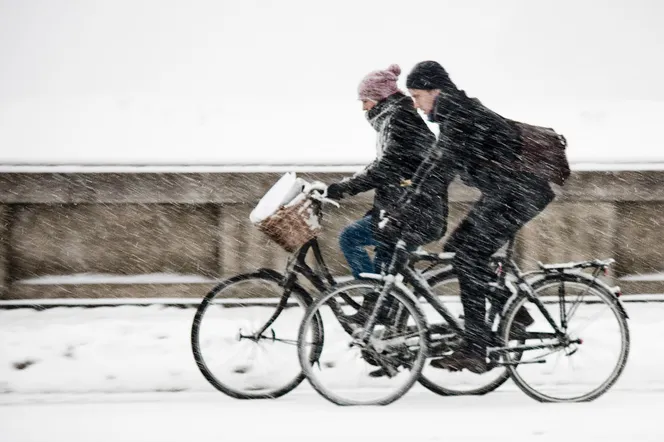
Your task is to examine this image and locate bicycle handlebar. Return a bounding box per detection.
[302,180,340,207]
[309,190,340,208]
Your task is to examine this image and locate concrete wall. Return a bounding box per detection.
[0,170,663,299]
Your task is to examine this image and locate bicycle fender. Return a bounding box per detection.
[518,271,629,320]
[255,268,284,279]
[567,272,630,320]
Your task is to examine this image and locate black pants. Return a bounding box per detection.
[444,182,555,353]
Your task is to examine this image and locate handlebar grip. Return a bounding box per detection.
[310,193,340,207]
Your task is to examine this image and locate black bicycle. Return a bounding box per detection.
[297,234,631,405]
[191,187,509,399]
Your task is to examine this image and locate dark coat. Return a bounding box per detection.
[330,92,446,244]
[433,90,547,197]
[399,87,555,242]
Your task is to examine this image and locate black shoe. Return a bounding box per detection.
[514,306,534,328]
[366,351,414,378]
[368,368,388,378]
[429,347,488,374]
[509,306,534,340]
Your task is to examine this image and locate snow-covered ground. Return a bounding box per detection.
[1,300,663,440]
[1,389,662,442]
[1,300,662,395]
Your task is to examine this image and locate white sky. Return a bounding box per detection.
[1,0,663,165]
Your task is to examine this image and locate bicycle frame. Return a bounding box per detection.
[355,236,583,359]
[251,238,346,338]
[358,238,523,341]
[287,238,338,295]
[494,242,620,336]
[257,235,456,341]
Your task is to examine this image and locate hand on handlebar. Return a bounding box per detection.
[324,182,345,201]
[302,181,340,207]
[311,191,340,208]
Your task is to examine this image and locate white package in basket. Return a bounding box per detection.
[249,172,307,224]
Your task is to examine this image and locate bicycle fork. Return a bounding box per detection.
[249,272,298,340]
[355,274,401,345]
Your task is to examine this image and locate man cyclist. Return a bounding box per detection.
[403,61,556,373]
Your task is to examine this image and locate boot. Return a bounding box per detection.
[509,306,534,340]
[514,306,534,328]
[429,344,488,374]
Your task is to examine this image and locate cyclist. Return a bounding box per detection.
[326,64,441,278]
[404,61,556,373]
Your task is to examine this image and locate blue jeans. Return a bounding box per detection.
[339,215,380,278]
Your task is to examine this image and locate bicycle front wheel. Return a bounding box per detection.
[499,273,630,402]
[298,279,429,406]
[191,270,320,399]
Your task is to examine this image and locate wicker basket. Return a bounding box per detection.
[256,195,322,253]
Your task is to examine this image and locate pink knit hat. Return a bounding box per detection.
[357,64,401,102]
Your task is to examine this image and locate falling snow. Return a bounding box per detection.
[1,1,664,441]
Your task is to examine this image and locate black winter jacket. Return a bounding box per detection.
[331,92,446,243]
[399,87,554,239]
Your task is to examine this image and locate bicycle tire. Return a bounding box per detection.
[499,272,630,402]
[191,270,322,399]
[297,279,429,406]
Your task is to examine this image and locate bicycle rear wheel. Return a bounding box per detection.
[297,279,429,406]
[191,270,321,399]
[499,273,630,402]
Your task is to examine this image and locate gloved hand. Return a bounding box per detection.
[325,183,346,201]
[306,180,328,192]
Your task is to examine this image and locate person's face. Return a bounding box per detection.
[361,99,377,111]
[408,88,440,115]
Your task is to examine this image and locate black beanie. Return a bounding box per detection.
[406,61,452,90]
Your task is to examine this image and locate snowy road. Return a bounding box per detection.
[2,300,664,441]
[1,388,662,442]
